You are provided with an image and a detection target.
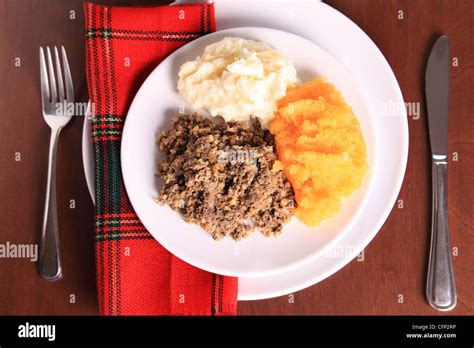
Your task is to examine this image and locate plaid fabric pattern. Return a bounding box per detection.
[84,2,238,316]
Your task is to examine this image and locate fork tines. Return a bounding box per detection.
[39,46,74,113]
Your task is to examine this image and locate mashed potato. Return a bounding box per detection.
[177,37,298,127]
[269,78,368,226]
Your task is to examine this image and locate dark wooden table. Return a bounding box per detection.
[0,0,472,315]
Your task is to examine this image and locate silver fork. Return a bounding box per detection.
[39,46,74,281]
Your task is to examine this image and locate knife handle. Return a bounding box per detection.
[426,159,456,311]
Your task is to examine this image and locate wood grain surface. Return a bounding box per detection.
[0,0,472,315]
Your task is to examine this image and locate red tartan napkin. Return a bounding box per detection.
[84,2,238,316]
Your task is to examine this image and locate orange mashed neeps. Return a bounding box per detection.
[269,78,368,226]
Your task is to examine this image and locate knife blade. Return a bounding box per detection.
[425,35,449,159]
[425,35,456,311]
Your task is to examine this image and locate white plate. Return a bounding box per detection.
[82,1,408,300]
[120,26,376,278]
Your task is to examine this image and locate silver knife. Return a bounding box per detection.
[425,35,456,311]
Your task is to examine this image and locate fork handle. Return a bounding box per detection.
[426,159,456,310]
[39,128,63,281]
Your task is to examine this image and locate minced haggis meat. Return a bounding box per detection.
[156,114,296,241]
